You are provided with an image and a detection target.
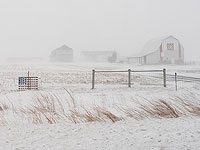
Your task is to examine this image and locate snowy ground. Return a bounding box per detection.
[1,117,200,150]
[0,62,200,149]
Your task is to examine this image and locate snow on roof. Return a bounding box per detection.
[132,35,176,58]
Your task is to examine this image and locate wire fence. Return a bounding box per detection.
[166,74,200,83]
[138,72,200,91]
[143,73,200,84]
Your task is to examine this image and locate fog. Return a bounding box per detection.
[0,0,199,61]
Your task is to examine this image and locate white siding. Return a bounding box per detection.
[161,37,180,63]
[128,57,140,64]
[146,50,160,64]
[128,36,184,65]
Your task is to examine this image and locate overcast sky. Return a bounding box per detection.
[0,0,199,61]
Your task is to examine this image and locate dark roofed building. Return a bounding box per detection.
[50,45,73,62]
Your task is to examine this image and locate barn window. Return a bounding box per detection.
[167,43,174,50]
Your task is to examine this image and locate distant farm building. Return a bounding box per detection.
[128,35,184,65]
[50,45,73,62]
[81,51,117,63]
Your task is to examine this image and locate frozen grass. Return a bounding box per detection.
[1,91,200,126]
[0,63,200,127]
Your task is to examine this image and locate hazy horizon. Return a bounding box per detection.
[0,0,200,61]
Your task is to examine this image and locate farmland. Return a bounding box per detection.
[0,62,200,149]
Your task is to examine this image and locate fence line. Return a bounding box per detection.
[139,73,200,91]
[132,70,163,73]
[95,70,128,73]
[164,73,200,91]
[91,69,166,89]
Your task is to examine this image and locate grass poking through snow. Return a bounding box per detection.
[1,91,200,126]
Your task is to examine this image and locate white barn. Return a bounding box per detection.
[128,35,184,65]
[50,45,73,62]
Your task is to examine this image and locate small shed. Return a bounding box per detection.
[50,45,73,62]
[128,35,184,65]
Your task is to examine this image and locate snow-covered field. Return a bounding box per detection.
[0,62,200,149]
[1,117,200,150]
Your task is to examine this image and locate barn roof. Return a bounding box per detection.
[54,45,72,51]
[51,44,73,54]
[132,35,177,58]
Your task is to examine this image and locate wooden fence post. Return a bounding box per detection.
[163,68,166,87]
[92,69,95,89]
[175,72,177,91]
[128,69,131,87]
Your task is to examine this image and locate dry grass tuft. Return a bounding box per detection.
[139,100,180,118]
[95,107,123,122]
[0,103,9,112]
[1,92,200,126]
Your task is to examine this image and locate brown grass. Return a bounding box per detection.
[139,100,180,118]
[0,103,9,111]
[1,92,200,126]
